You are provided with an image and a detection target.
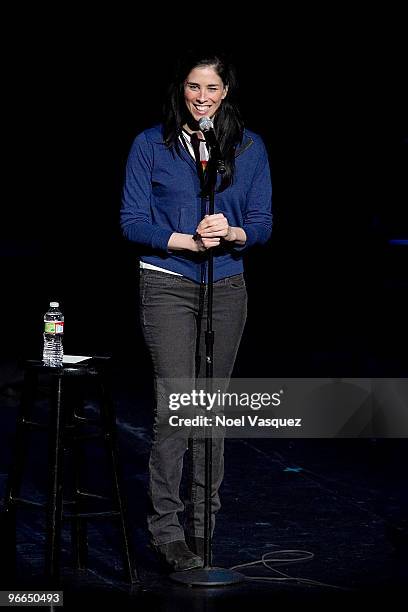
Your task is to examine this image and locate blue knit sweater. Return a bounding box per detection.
[121,124,272,282]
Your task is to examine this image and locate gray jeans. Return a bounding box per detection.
[139,268,247,546]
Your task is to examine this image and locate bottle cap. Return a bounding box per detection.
[49,301,60,307]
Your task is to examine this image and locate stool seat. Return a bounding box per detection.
[1,356,139,585]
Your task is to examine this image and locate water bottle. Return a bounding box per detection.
[42,301,64,367]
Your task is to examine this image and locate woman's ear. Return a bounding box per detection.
[222,85,229,99]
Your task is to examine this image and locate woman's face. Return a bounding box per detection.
[184,65,228,122]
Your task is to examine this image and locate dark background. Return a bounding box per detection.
[1,10,407,377]
[0,9,407,605]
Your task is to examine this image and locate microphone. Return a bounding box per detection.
[198,117,226,174]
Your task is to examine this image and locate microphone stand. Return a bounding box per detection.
[170,139,244,587]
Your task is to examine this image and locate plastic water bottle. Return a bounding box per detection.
[42,301,64,367]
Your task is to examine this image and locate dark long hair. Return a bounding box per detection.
[163,49,244,192]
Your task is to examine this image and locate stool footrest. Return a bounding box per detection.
[11,497,44,508]
[11,491,112,507]
[73,415,100,426]
[20,419,48,430]
[64,510,120,519]
[65,490,111,503]
[11,497,120,521]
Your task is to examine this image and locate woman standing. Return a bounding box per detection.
[121,49,272,571]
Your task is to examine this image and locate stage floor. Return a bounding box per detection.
[0,358,407,611]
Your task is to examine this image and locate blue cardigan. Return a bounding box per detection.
[121,124,272,282]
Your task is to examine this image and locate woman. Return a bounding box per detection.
[121,49,272,571]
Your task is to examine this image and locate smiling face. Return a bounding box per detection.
[183,65,228,122]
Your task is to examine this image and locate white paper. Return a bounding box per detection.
[62,355,92,364]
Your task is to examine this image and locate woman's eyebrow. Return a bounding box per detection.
[186,81,220,87]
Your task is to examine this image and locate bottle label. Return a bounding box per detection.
[44,321,64,334]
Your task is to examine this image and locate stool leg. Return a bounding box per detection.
[45,374,64,584]
[99,376,139,584]
[70,388,88,569]
[1,367,38,581]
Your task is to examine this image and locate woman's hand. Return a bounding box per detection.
[196,213,236,242]
[167,212,246,253]
[196,214,247,247]
[193,234,221,252]
[167,232,220,252]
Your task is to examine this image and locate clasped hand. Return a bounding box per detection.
[194,213,235,251]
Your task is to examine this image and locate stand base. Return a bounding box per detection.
[169,566,245,587]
